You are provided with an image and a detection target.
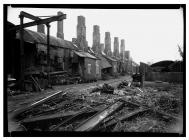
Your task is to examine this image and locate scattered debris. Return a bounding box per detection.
[12,90,64,120]
[75,101,123,131]
[113,90,125,96]
[101,83,114,94]
[8,78,183,133]
[117,81,129,89]
[136,87,143,93]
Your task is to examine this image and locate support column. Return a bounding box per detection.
[46,23,51,87]
[19,14,25,87]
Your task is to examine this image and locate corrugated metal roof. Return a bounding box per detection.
[16,29,78,50]
[74,51,97,59]
[98,54,112,69]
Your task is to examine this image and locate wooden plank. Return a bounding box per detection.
[120,98,182,121]
[50,109,97,131]
[20,11,41,21]
[11,90,64,120]
[21,111,79,124]
[74,101,124,131]
[30,75,43,91]
[104,108,149,128]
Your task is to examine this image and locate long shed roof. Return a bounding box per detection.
[74,51,98,60]
[16,29,78,50]
[102,54,117,62]
[97,54,112,69]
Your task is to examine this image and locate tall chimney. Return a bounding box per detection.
[57,11,64,39]
[120,39,125,59]
[77,16,87,51]
[99,43,104,54]
[92,25,100,54]
[125,50,130,60]
[77,16,86,40]
[37,24,45,34]
[113,37,119,58]
[104,32,111,56]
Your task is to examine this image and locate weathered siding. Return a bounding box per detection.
[96,60,101,79]
[36,43,73,72]
[109,61,117,75]
[84,58,97,80]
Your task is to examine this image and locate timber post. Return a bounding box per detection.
[19,14,25,89]
[46,23,51,87]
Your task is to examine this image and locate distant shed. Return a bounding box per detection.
[103,55,118,75]
[73,51,101,81]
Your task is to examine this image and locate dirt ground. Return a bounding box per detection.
[7,75,183,133]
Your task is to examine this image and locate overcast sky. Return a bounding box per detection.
[7,7,184,64]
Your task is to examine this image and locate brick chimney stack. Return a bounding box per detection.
[113,37,119,58]
[100,43,104,54]
[120,39,125,59]
[92,25,100,54]
[104,32,111,56]
[77,16,87,51]
[125,50,130,60]
[77,16,86,40]
[57,11,64,39]
[37,24,45,34]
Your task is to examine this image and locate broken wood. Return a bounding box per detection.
[120,98,182,121]
[21,111,81,124]
[30,75,43,91]
[74,101,124,131]
[136,87,143,93]
[11,90,64,120]
[50,109,97,131]
[103,108,150,129]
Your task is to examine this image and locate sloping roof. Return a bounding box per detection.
[16,29,78,50]
[74,51,97,59]
[132,61,139,66]
[102,54,117,62]
[98,54,112,69]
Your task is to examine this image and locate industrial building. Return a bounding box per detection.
[6,11,139,89]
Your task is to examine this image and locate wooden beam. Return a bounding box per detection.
[74,101,124,131]
[120,99,182,121]
[20,11,41,21]
[11,90,64,120]
[50,109,97,131]
[104,108,150,128]
[21,111,80,124]
[9,14,66,31]
[30,75,43,91]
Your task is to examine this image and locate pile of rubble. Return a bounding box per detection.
[9,80,183,133]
